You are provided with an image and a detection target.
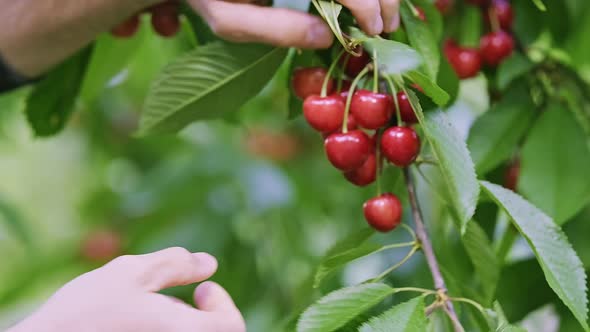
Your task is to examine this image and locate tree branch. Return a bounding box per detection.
[403,168,465,332]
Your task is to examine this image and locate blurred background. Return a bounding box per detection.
[0,14,589,332]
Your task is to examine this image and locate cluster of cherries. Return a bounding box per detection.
[292,49,421,233]
[441,0,515,79]
[111,0,181,38]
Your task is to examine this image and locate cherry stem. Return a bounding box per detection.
[488,7,501,32]
[369,244,420,282]
[322,49,346,97]
[393,287,437,295]
[372,50,379,94]
[404,0,420,18]
[403,168,465,332]
[375,129,383,195]
[385,75,402,126]
[342,66,370,133]
[448,297,487,318]
[337,53,351,92]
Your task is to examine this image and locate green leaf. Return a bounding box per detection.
[409,91,480,233]
[25,46,92,137]
[519,103,590,224]
[0,196,33,249]
[492,302,527,332]
[437,54,460,106]
[80,32,144,102]
[459,5,482,47]
[531,0,547,11]
[412,0,443,40]
[297,283,395,332]
[350,28,422,75]
[313,228,375,287]
[496,53,535,90]
[140,42,288,134]
[314,242,382,288]
[461,221,499,304]
[481,181,589,331]
[400,2,439,79]
[467,86,535,175]
[405,71,450,106]
[358,297,427,332]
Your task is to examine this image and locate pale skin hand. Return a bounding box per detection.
[0,0,400,77]
[8,247,246,332]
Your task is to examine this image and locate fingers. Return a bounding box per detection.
[380,0,401,33]
[193,282,246,331]
[194,281,240,313]
[106,247,218,291]
[190,0,333,48]
[337,0,383,35]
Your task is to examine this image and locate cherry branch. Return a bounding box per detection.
[403,168,465,332]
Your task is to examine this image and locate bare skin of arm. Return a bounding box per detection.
[0,0,400,77]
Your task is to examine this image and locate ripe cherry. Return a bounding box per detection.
[381,126,421,167]
[325,130,371,171]
[340,48,371,77]
[435,0,453,14]
[504,159,520,191]
[150,1,180,37]
[292,67,334,100]
[344,153,377,186]
[303,95,345,133]
[396,92,418,124]
[465,0,488,6]
[350,90,393,129]
[444,40,482,79]
[111,15,140,38]
[363,193,402,232]
[321,113,358,139]
[490,0,514,30]
[416,7,427,21]
[480,31,514,66]
[81,229,123,262]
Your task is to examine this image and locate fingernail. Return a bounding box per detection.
[307,20,333,48]
[192,252,218,272]
[388,15,400,32]
[370,15,384,35]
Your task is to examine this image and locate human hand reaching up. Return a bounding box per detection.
[188,0,401,49]
[8,247,245,332]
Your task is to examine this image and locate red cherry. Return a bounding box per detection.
[435,0,453,14]
[81,229,123,262]
[340,48,371,77]
[381,126,421,167]
[111,15,140,38]
[490,0,514,30]
[504,159,520,191]
[350,90,394,129]
[150,1,180,37]
[303,95,345,133]
[363,193,403,232]
[321,113,359,139]
[466,0,489,6]
[324,130,371,171]
[444,40,482,79]
[416,7,427,21]
[480,31,514,67]
[292,67,334,100]
[338,80,353,102]
[344,153,377,186]
[396,92,418,124]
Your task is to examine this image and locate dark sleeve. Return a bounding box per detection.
[0,54,33,93]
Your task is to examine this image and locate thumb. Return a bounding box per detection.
[194,281,239,313]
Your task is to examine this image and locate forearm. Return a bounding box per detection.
[0,0,160,77]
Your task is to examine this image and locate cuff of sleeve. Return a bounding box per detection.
[0,54,36,93]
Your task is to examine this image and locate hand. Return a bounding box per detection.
[188,0,401,49]
[8,247,245,332]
